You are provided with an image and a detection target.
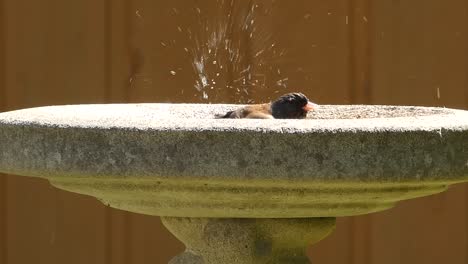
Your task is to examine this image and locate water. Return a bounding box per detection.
[172,0,287,102]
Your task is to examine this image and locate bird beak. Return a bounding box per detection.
[302,102,318,112]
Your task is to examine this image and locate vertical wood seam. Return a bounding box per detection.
[104,0,112,104]
[348,0,372,105]
[243,0,255,102]
[104,207,112,264]
[123,0,133,102]
[347,0,372,262]
[465,5,468,264]
[124,214,132,264]
[365,0,373,105]
[347,0,356,105]
[346,0,355,259]
[347,0,357,260]
[124,0,133,262]
[0,0,5,110]
[104,0,112,262]
[466,2,468,110]
[0,0,7,262]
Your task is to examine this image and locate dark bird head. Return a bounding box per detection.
[271,92,317,119]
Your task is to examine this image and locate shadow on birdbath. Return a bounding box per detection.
[0,104,467,263]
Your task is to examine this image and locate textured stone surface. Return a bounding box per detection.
[162,217,335,264]
[0,104,467,217]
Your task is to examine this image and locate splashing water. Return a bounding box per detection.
[171,0,287,102]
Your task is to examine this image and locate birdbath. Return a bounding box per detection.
[0,104,467,263]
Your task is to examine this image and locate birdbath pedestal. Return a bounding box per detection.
[0,104,467,264]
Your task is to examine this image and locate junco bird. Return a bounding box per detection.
[215,92,317,119]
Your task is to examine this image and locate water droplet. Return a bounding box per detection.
[201,76,208,87]
[135,10,142,18]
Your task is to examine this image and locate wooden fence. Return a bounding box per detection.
[0,0,467,263]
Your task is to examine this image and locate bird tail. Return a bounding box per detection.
[215,110,234,118]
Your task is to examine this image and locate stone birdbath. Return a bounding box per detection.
[0,104,467,263]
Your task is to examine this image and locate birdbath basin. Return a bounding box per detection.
[0,104,467,263]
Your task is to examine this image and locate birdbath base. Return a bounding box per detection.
[161,217,336,264]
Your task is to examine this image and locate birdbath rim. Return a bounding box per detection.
[0,103,466,133]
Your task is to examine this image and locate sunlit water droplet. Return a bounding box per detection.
[171,2,288,102]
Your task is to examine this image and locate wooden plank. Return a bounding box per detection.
[125,0,351,105]
[106,209,132,264]
[126,0,187,103]
[0,175,6,264]
[0,0,5,108]
[126,0,234,103]
[370,0,468,108]
[3,0,110,263]
[49,189,109,264]
[106,1,135,264]
[0,0,6,262]
[369,0,468,263]
[249,0,351,104]
[348,0,372,104]
[464,1,468,108]
[369,184,468,264]
[128,214,184,264]
[311,218,354,264]
[5,177,109,264]
[4,0,108,109]
[107,0,132,103]
[345,0,373,263]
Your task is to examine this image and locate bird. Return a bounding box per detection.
[215,92,317,119]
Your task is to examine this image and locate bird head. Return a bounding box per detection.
[271,92,317,119]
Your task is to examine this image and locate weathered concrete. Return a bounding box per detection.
[161,217,335,264]
[0,104,467,218]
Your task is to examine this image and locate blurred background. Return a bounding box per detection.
[0,0,467,263]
